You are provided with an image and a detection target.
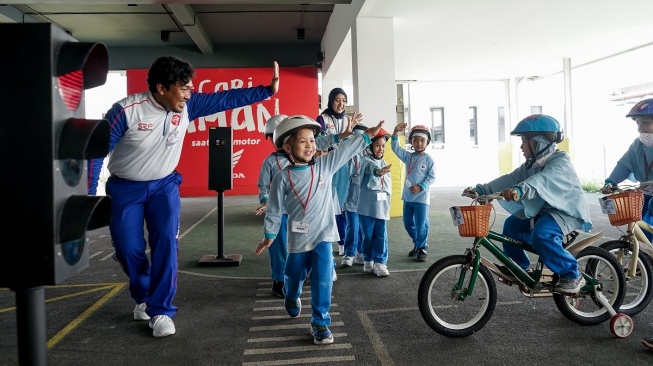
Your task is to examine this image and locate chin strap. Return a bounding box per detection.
[525,141,554,169]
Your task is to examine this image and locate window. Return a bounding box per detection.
[430,107,444,145]
[469,106,478,145]
[498,107,505,142]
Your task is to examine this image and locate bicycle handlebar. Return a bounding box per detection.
[602,180,653,194]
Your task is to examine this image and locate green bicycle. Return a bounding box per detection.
[418,192,632,338]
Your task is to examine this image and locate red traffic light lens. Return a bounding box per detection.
[57,69,83,111]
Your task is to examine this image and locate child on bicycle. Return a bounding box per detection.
[358,129,392,276]
[466,114,592,294]
[255,114,290,298]
[255,115,383,345]
[391,123,436,262]
[601,98,653,241]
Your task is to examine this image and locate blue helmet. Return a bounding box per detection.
[626,99,653,119]
[510,114,564,143]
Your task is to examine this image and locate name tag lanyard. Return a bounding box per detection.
[406,154,423,184]
[288,167,314,218]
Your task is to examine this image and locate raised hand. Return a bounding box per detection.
[365,120,385,139]
[269,61,279,94]
[393,122,408,135]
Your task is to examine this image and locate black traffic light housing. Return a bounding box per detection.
[0,23,112,288]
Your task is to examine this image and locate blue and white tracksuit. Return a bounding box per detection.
[390,137,436,252]
[264,133,371,327]
[606,137,653,240]
[87,86,273,318]
[357,155,391,265]
[257,152,290,283]
[341,152,365,258]
[476,144,592,280]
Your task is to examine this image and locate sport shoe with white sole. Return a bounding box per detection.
[363,261,374,273]
[354,253,364,265]
[133,303,150,321]
[341,255,354,267]
[149,315,175,337]
[642,337,653,350]
[555,274,586,294]
[310,324,334,345]
[285,298,301,318]
[373,263,390,277]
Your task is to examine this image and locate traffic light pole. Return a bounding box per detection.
[15,286,48,366]
[198,189,242,267]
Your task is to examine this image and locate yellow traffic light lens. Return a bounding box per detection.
[57,70,83,111]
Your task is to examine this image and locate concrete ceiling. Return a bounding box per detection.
[2,0,653,86]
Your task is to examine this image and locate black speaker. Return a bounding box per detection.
[208,127,233,191]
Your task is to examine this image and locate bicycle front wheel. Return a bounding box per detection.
[418,255,497,338]
[553,246,626,325]
[600,240,653,316]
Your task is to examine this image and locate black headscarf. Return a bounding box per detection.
[321,88,347,119]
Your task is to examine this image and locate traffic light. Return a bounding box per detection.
[0,23,111,288]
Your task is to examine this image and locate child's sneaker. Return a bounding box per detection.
[373,263,389,277]
[285,298,301,318]
[416,249,428,262]
[354,253,364,265]
[310,324,334,345]
[555,274,586,294]
[338,244,345,256]
[408,248,417,257]
[363,261,374,273]
[341,255,354,267]
[270,280,284,298]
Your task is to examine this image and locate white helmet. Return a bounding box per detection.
[273,115,322,149]
[264,114,289,136]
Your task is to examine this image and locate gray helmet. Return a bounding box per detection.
[264,114,288,136]
[273,115,322,149]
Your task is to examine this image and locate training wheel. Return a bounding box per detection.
[609,313,634,338]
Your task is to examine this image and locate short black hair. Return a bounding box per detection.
[146,56,195,93]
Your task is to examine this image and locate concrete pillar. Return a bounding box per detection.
[351,17,404,216]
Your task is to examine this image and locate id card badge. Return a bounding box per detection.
[643,185,653,196]
[598,197,617,214]
[351,175,361,185]
[405,179,412,188]
[449,207,464,226]
[291,220,310,234]
[377,192,387,201]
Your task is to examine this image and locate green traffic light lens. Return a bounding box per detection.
[61,238,84,266]
[59,159,82,187]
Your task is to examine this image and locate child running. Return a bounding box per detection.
[391,123,436,262]
[255,115,384,345]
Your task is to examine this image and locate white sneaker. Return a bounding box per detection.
[338,244,345,256]
[354,253,364,265]
[373,263,390,277]
[333,267,338,281]
[133,303,150,321]
[341,255,354,267]
[363,261,374,273]
[149,315,176,338]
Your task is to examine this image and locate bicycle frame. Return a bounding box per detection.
[619,221,653,277]
[457,229,604,299]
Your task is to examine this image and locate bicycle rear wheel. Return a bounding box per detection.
[553,246,626,325]
[599,240,653,316]
[418,255,497,338]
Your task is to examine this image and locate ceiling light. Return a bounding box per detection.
[297,28,305,40]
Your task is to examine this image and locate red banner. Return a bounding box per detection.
[127,66,318,196]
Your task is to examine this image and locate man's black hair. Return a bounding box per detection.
[147,56,195,93]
